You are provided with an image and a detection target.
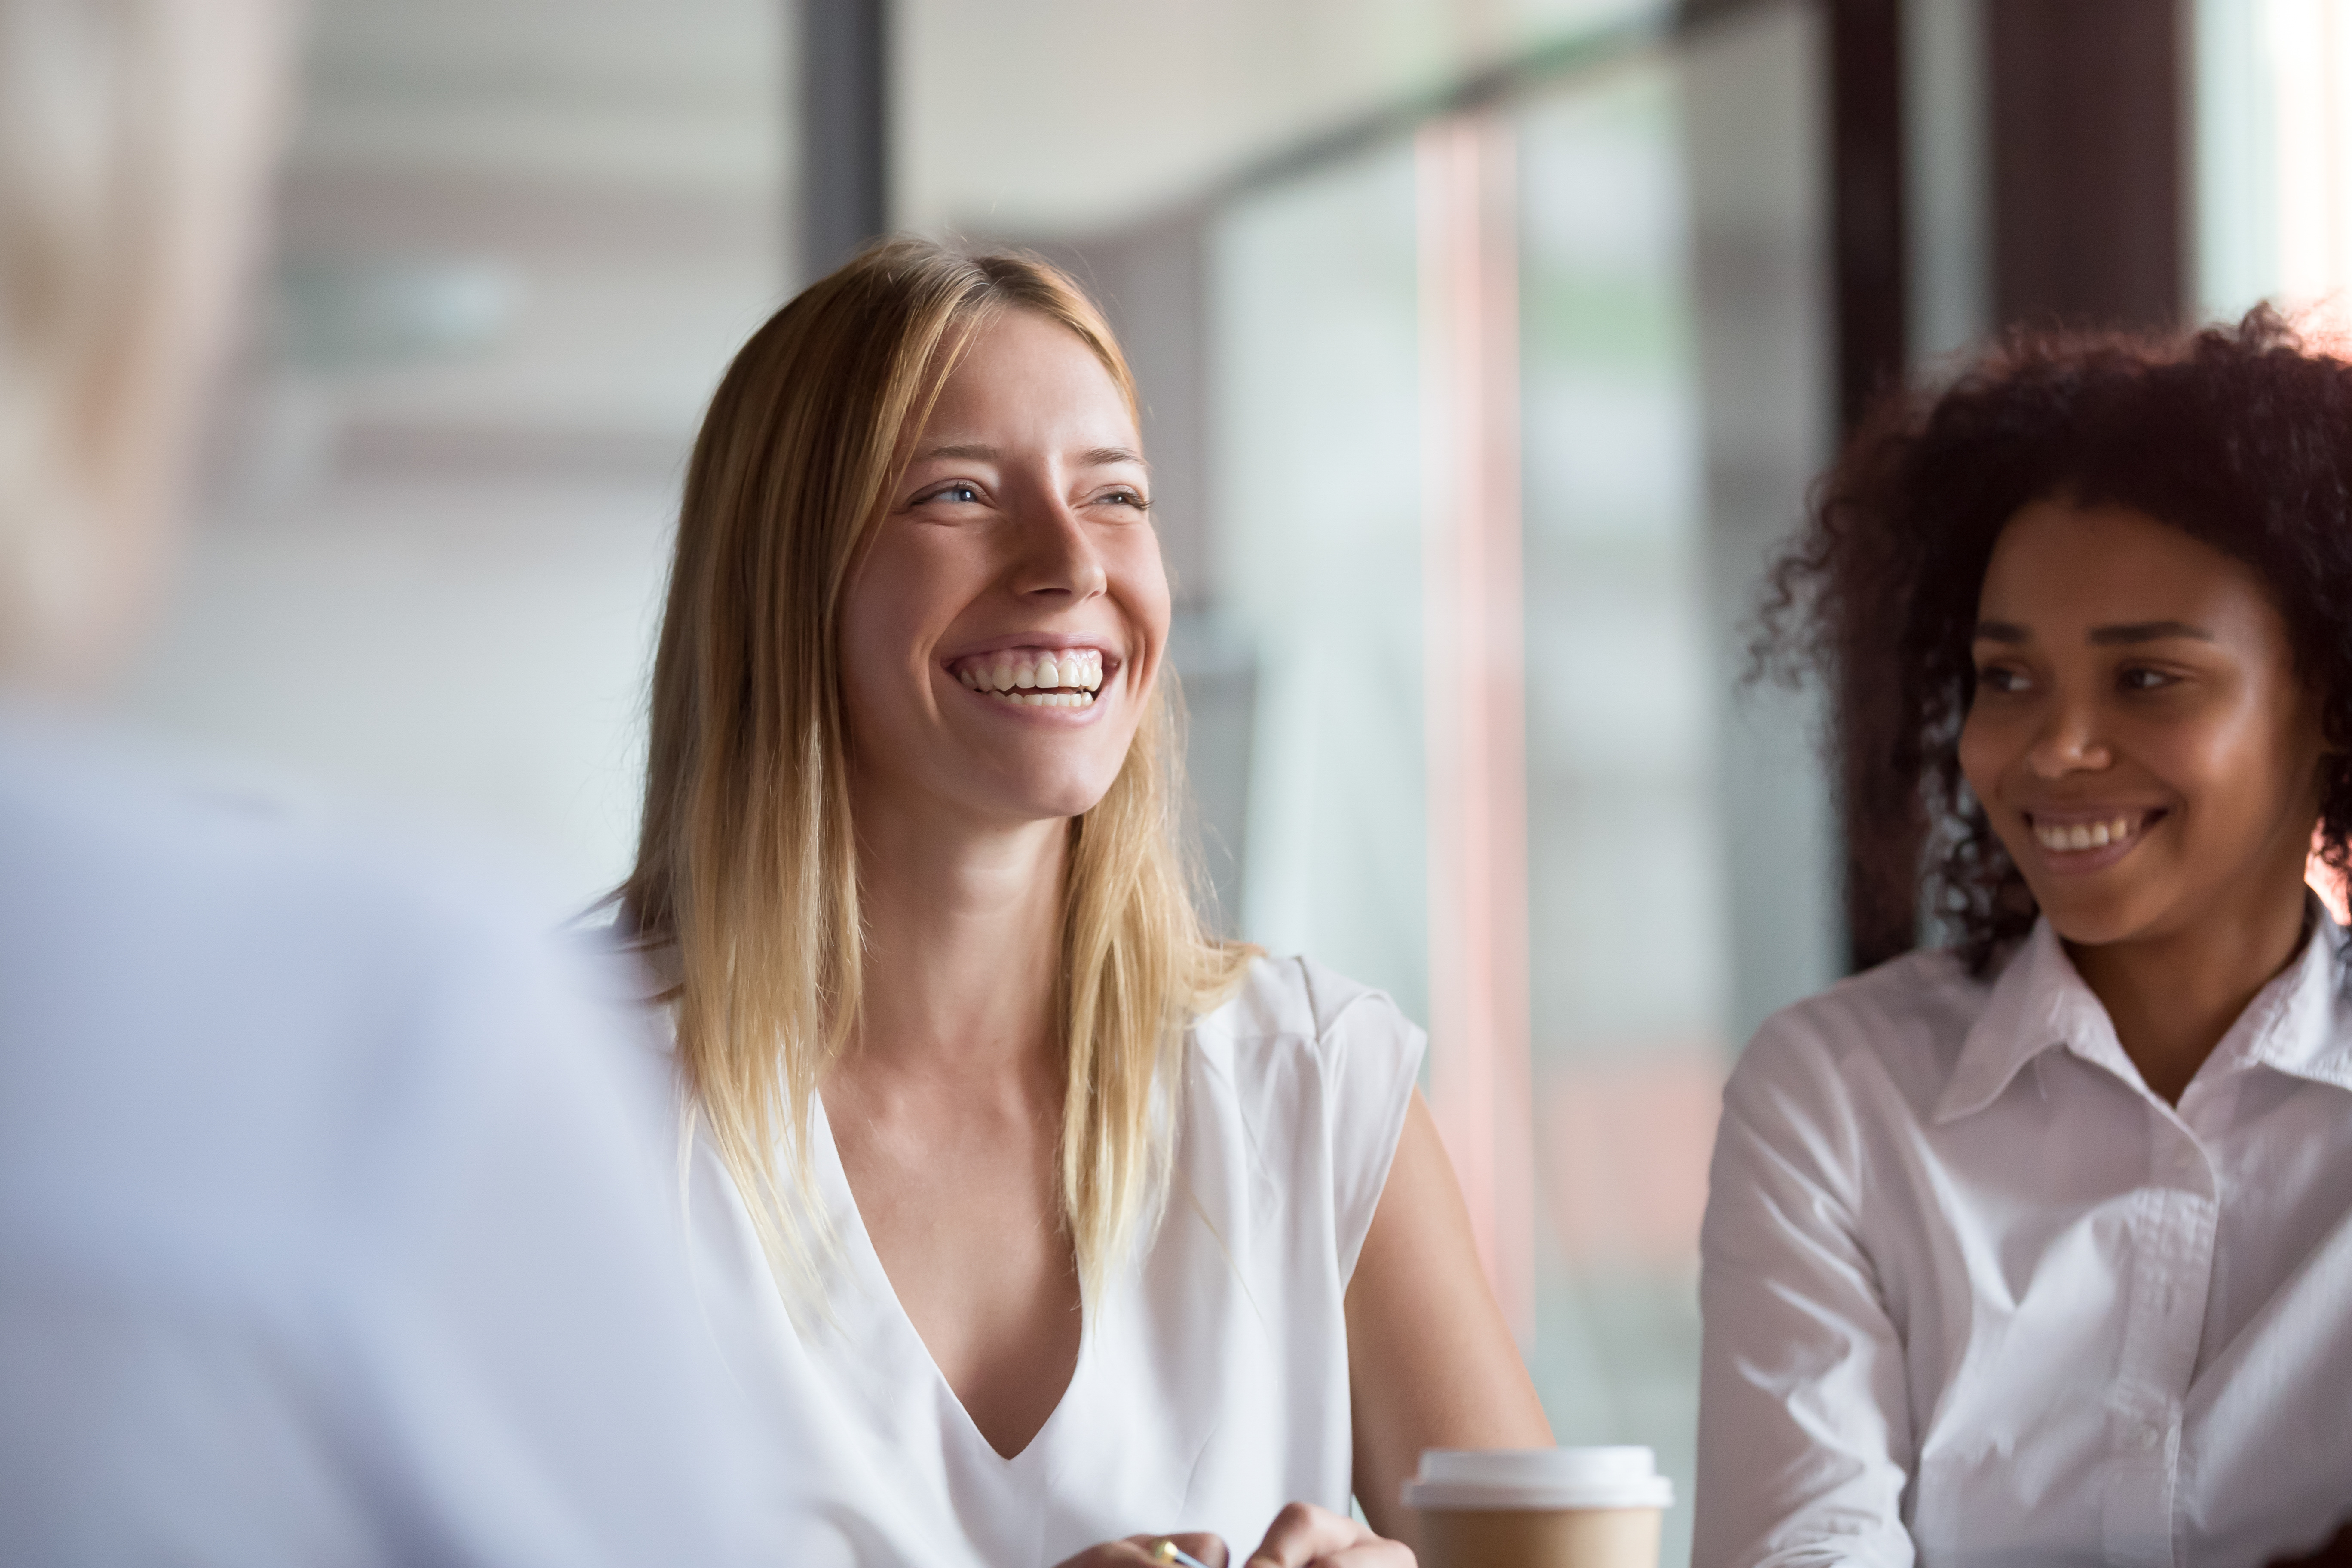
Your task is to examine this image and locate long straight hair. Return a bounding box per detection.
[617,237,1253,1302]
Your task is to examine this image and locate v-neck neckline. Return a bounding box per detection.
[808,1091,1090,1470]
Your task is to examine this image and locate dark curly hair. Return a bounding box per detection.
[1760,306,2352,974]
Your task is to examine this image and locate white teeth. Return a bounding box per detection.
[2034,815,2138,853]
[983,689,1094,708]
[952,648,1108,698]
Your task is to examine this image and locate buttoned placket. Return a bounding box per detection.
[2098,1094,2220,1568]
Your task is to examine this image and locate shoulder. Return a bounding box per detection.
[1195,952,1419,1050]
[0,718,633,1250]
[1192,953,1425,1081]
[1187,953,1425,1155]
[0,714,564,985]
[1184,955,1426,1277]
[1718,947,1989,1168]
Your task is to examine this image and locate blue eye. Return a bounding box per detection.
[925,482,980,505]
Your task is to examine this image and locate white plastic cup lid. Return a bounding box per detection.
[1400,1446,1675,1511]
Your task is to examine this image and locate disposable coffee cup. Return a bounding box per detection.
[1402,1447,1672,1568]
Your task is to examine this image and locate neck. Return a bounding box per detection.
[849,783,1069,1088]
[2066,874,2311,1106]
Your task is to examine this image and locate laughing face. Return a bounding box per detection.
[1957,499,2330,951]
[837,307,1167,829]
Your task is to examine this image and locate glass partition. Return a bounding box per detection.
[1199,9,1833,1560]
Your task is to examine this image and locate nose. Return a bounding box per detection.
[1011,496,1108,603]
[2025,693,2113,777]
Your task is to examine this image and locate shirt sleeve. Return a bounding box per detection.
[1300,960,1428,1285]
[1694,1009,1917,1568]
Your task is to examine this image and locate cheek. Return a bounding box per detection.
[1956,704,2010,805]
[835,547,948,738]
[1121,534,1172,606]
[2168,693,2318,830]
[833,585,900,715]
[842,531,971,664]
[1110,537,1173,654]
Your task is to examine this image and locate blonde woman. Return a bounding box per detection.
[612,238,1551,1565]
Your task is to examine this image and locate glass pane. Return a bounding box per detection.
[1515,55,1721,1568]
[2193,0,2352,328]
[1210,146,1433,1029]
[1196,13,1833,1561]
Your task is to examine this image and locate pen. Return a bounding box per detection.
[1149,1539,1213,1568]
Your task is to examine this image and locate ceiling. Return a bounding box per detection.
[239,0,1656,485]
[292,0,786,196]
[289,0,1660,232]
[895,0,1651,238]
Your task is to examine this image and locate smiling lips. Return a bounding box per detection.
[2028,809,2163,856]
[950,647,1107,709]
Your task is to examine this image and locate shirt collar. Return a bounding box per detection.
[1933,904,2352,1125]
[2227,907,2352,1093]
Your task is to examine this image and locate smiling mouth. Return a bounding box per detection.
[2027,809,2165,855]
[949,647,1107,709]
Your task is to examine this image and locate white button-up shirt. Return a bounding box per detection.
[1696,914,2352,1568]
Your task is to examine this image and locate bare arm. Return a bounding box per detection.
[1344,1090,1553,1551]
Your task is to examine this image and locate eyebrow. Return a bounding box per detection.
[2087,620,2215,645]
[1972,618,2215,645]
[907,444,1148,469]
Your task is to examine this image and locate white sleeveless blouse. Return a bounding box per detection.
[632,955,1424,1568]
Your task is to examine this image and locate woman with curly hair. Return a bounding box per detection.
[1694,310,2352,1568]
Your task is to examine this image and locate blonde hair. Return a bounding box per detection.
[0,0,284,681]
[619,237,1254,1301]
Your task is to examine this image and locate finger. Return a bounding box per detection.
[1244,1502,1367,1568]
[1312,1544,1415,1568]
[1164,1533,1231,1568]
[1112,1532,1230,1568]
[1052,1539,1185,1568]
[1049,1544,1152,1568]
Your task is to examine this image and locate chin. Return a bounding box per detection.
[2027,881,2175,952]
[985,770,1122,824]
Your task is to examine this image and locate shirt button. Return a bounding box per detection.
[2133,1422,2164,1452]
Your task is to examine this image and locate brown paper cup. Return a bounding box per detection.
[1403,1448,1671,1568]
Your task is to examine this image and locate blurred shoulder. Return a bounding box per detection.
[0,712,635,1234]
[0,709,574,986]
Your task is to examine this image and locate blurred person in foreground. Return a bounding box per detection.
[599,237,1555,1567]
[0,3,930,1562]
[1695,311,2352,1568]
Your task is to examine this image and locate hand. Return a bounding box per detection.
[1243,1502,1415,1568]
[1053,1534,1229,1568]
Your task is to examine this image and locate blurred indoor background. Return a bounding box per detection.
[125,1,2348,1560]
